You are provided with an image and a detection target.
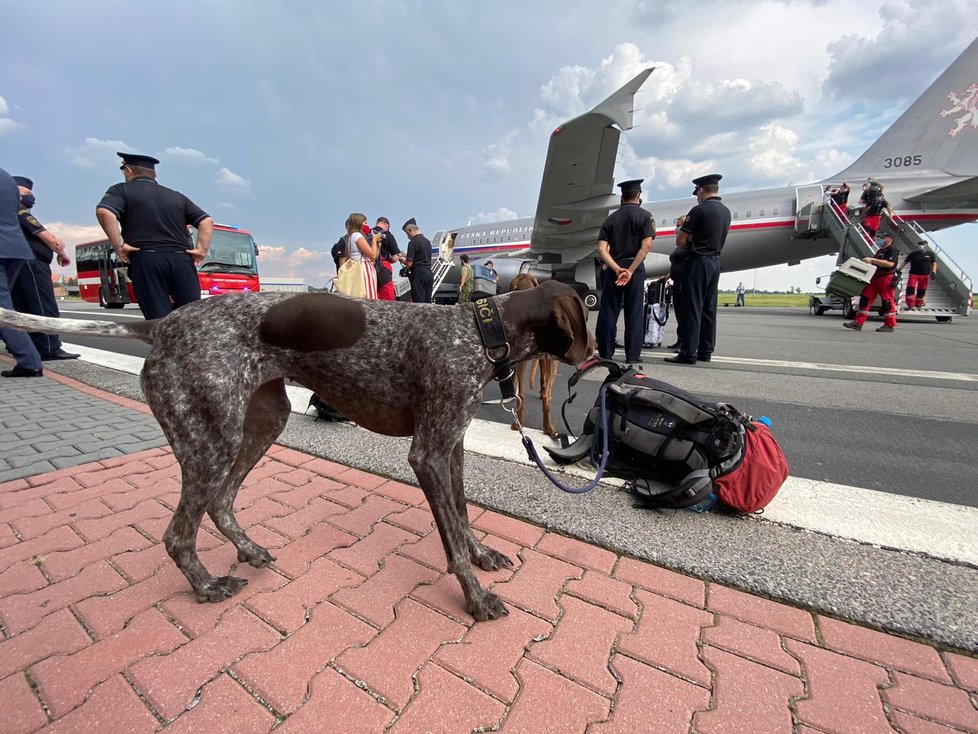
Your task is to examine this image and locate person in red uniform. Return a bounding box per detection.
[843,232,899,332]
[898,241,937,310]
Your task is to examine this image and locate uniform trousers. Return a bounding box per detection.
[854,274,897,328]
[680,255,721,359]
[0,258,42,370]
[596,259,645,362]
[905,274,930,308]
[409,266,433,303]
[670,274,688,352]
[129,250,200,320]
[10,257,64,356]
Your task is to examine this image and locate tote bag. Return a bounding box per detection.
[334,259,366,298]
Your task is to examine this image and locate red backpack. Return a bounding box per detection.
[712,422,788,513]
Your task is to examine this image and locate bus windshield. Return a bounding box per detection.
[197,229,258,273]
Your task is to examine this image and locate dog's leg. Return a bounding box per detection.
[409,435,508,621]
[207,379,290,569]
[511,361,527,432]
[449,438,514,572]
[540,359,558,437]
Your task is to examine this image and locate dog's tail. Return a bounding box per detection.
[0,307,156,344]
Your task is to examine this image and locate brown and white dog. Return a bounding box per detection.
[508,274,560,437]
[0,280,594,621]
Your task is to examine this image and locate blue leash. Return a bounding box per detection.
[516,385,611,494]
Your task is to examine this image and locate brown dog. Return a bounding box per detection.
[0,280,594,621]
[508,273,560,436]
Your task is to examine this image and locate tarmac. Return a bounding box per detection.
[2,355,978,733]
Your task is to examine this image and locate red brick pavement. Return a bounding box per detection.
[2,446,977,732]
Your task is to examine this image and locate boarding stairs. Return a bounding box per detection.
[429,255,455,302]
[795,185,973,319]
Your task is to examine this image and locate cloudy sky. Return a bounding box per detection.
[1,0,976,291]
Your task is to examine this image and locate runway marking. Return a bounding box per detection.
[640,353,978,383]
[60,342,977,566]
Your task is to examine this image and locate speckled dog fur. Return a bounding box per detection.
[0,280,594,620]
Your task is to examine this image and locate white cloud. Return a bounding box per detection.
[0,118,19,135]
[466,207,519,225]
[255,244,330,281]
[0,96,8,115]
[44,222,106,245]
[164,146,219,164]
[215,201,237,210]
[69,138,134,169]
[482,129,518,177]
[215,167,251,194]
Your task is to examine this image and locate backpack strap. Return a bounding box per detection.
[630,469,714,509]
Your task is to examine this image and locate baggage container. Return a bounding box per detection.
[825,257,875,298]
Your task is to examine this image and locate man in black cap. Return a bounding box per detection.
[95,152,214,320]
[595,179,656,366]
[373,216,400,301]
[398,218,434,303]
[9,176,79,360]
[0,167,44,377]
[665,174,731,365]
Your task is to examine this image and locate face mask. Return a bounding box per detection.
[20,194,35,208]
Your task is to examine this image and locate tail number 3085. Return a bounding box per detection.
[883,155,922,168]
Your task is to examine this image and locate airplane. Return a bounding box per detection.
[429,36,978,314]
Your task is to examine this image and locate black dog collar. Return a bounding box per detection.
[473,296,516,400]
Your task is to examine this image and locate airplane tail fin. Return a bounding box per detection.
[834,37,978,181]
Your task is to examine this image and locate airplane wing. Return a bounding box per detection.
[530,68,655,254]
[903,176,978,206]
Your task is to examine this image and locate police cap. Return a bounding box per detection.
[691,173,722,195]
[402,217,417,232]
[117,152,160,169]
[617,179,643,195]
[12,176,33,190]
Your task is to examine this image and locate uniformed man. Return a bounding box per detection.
[666,215,690,353]
[898,240,938,310]
[10,176,79,360]
[665,173,731,365]
[95,152,214,320]
[843,232,899,332]
[398,217,434,303]
[595,179,656,366]
[0,166,44,378]
[373,216,400,301]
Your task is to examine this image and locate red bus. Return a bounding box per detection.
[76,224,260,308]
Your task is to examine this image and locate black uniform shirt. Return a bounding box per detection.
[680,197,731,257]
[17,208,52,264]
[865,197,890,216]
[406,234,432,269]
[905,249,936,275]
[668,246,689,280]
[598,203,655,261]
[97,177,209,253]
[873,245,898,274]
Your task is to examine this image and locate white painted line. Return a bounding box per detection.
[59,342,977,565]
[58,310,145,320]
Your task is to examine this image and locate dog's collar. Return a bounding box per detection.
[472,296,516,400]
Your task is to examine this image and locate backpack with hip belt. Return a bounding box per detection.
[545,360,788,513]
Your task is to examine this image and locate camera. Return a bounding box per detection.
[372,226,384,234]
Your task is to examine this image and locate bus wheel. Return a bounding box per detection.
[936,316,952,323]
[584,290,600,310]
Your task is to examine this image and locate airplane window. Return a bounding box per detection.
[759,209,765,217]
[773,208,779,216]
[733,212,739,219]
[746,210,752,218]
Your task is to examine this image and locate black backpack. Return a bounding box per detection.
[546,360,751,509]
[308,394,349,422]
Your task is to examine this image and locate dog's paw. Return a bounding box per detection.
[237,546,276,568]
[472,544,514,572]
[467,591,509,621]
[195,575,249,603]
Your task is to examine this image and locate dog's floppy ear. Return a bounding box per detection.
[536,294,593,365]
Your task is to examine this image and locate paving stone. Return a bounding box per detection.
[372,478,426,506]
[0,559,49,596]
[499,657,611,733]
[234,600,377,713]
[471,508,547,547]
[333,466,389,490]
[72,498,171,541]
[51,447,123,468]
[75,564,187,637]
[695,646,803,734]
[41,526,153,581]
[99,476,181,513]
[11,497,111,541]
[128,607,280,720]
[388,662,507,734]
[0,525,84,575]
[31,607,187,718]
[889,709,972,733]
[0,670,49,734]
[272,521,357,579]
[529,594,633,696]
[492,548,582,621]
[0,560,128,635]
[71,460,156,489]
[0,497,53,525]
[944,651,978,693]
[332,553,440,628]
[327,495,407,538]
[708,584,817,642]
[336,598,466,709]
[268,446,317,468]
[884,671,978,732]
[616,588,713,687]
[591,655,712,734]
[274,667,395,734]
[44,477,135,511]
[262,496,347,540]
[328,522,418,577]
[161,673,276,734]
[564,569,638,618]
[0,460,55,482]
[435,603,551,703]
[613,556,705,607]
[43,675,158,734]
[536,531,618,574]
[385,505,434,535]
[245,556,364,634]
[702,615,801,676]
[786,638,892,734]
[819,615,951,682]
[0,520,18,548]
[319,482,370,509]
[0,607,92,679]
[398,527,450,572]
[263,475,347,510]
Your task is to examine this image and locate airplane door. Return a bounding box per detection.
[795,185,825,233]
